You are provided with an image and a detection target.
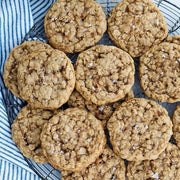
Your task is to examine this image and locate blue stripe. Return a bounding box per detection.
[22,0,27,34]
[5,0,11,56]
[1,3,7,60]
[1,141,21,155]
[31,0,43,12]
[1,146,24,161]
[17,0,23,42]
[8,0,15,48]
[33,1,50,19]
[13,1,20,45]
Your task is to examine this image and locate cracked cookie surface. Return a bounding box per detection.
[108,0,168,57]
[44,0,107,53]
[107,98,172,161]
[139,42,180,103]
[11,105,55,164]
[167,35,180,45]
[3,41,52,97]
[61,145,126,180]
[68,89,134,128]
[172,105,180,148]
[17,49,75,109]
[75,45,135,105]
[127,143,180,180]
[40,108,106,172]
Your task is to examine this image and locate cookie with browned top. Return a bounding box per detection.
[139,42,180,103]
[11,105,56,164]
[172,105,180,148]
[108,0,168,57]
[68,89,134,127]
[75,45,135,105]
[107,98,172,161]
[167,35,180,45]
[3,41,52,97]
[44,0,107,53]
[17,49,75,109]
[127,143,180,180]
[61,145,126,180]
[40,108,106,172]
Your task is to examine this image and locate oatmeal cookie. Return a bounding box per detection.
[127,143,180,180]
[61,145,126,180]
[108,0,168,57]
[3,41,52,97]
[44,0,107,53]
[139,42,180,103]
[107,98,172,161]
[167,35,180,45]
[17,49,75,109]
[40,108,106,172]
[172,105,180,148]
[11,105,55,164]
[68,89,134,127]
[75,45,135,105]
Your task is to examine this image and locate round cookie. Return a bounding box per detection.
[68,89,134,127]
[3,41,52,97]
[108,0,168,57]
[17,49,75,109]
[40,108,106,172]
[172,105,180,148]
[44,0,107,53]
[61,145,126,180]
[107,98,172,161]
[139,42,180,103]
[167,35,180,45]
[127,143,180,180]
[11,105,55,164]
[75,45,135,105]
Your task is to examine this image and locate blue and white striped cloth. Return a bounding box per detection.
[0,0,57,179]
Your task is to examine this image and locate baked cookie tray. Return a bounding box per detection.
[2,0,180,179]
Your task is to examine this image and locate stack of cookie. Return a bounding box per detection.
[3,0,180,179]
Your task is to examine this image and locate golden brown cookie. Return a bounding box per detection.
[44,0,107,53]
[11,105,55,164]
[139,42,180,103]
[127,143,180,180]
[61,145,126,180]
[167,35,180,45]
[3,41,52,97]
[17,49,75,109]
[107,98,172,161]
[40,108,106,172]
[108,0,168,57]
[68,89,134,127]
[172,105,180,148]
[75,45,135,105]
